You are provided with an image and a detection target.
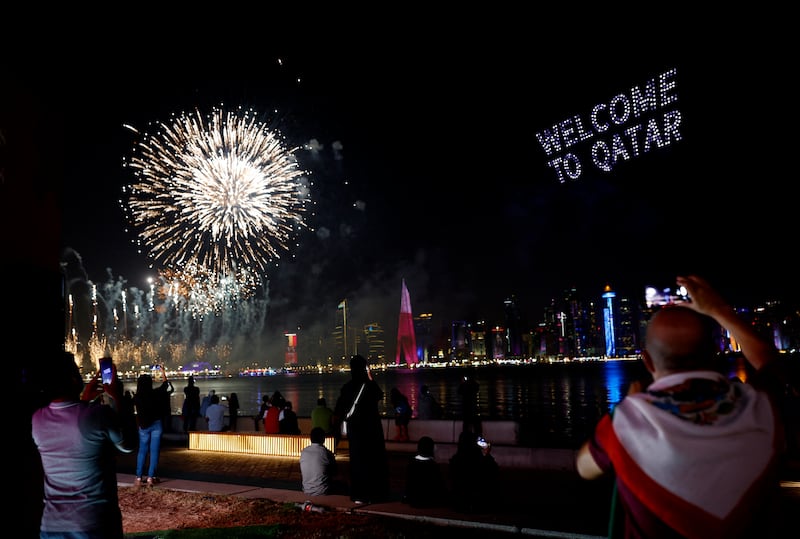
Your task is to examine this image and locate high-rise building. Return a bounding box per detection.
[284,332,297,365]
[395,279,418,365]
[491,325,506,360]
[602,284,617,357]
[451,320,469,361]
[503,296,523,358]
[363,322,385,363]
[413,313,434,363]
[468,320,487,361]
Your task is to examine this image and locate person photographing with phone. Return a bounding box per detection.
[448,430,499,513]
[133,366,173,486]
[576,275,786,538]
[31,352,133,539]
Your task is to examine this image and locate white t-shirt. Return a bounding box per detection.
[205,403,226,431]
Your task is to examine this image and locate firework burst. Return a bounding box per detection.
[123,106,311,283]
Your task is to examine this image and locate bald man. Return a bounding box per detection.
[576,275,785,538]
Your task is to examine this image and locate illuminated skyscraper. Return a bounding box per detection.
[413,313,434,363]
[504,295,523,357]
[602,284,617,357]
[285,332,297,365]
[363,322,386,362]
[395,279,418,365]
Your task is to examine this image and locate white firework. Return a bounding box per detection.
[124,106,311,282]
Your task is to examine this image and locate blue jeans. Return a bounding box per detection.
[136,419,163,478]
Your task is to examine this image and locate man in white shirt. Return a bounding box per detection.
[204,394,226,432]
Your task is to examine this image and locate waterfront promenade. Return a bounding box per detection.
[115,433,800,537]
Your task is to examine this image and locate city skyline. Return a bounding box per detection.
[5,23,798,369]
[62,269,799,372]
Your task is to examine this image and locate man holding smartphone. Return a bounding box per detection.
[32,352,133,538]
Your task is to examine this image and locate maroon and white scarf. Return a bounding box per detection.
[596,370,779,538]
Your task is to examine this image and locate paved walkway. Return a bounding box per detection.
[117,435,800,537]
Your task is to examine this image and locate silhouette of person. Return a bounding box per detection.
[390,387,412,441]
[254,394,269,430]
[448,430,499,513]
[311,397,335,435]
[153,366,174,433]
[133,373,170,485]
[403,436,447,508]
[279,400,301,434]
[182,375,201,432]
[458,373,481,435]
[334,355,390,503]
[228,392,240,432]
[417,384,442,419]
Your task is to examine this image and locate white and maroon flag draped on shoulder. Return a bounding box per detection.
[395,279,418,366]
[595,371,779,538]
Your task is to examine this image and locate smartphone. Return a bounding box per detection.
[645,285,689,308]
[99,357,114,385]
[477,436,489,448]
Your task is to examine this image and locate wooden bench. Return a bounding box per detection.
[188,431,336,457]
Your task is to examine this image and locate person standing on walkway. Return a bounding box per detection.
[154,365,174,433]
[334,354,390,503]
[311,397,335,434]
[576,275,786,538]
[32,352,132,539]
[417,384,442,419]
[390,386,412,441]
[228,392,240,432]
[255,394,270,430]
[182,375,201,432]
[133,373,169,486]
[458,373,481,435]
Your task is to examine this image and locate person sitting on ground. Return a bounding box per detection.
[403,435,447,508]
[204,394,226,432]
[300,427,340,496]
[448,430,499,513]
[279,400,301,434]
[576,275,786,538]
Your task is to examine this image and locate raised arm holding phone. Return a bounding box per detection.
[32,352,132,539]
[576,275,785,538]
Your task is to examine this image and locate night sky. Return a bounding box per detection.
[6,19,798,363]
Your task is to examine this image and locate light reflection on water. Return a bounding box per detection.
[126,360,652,448]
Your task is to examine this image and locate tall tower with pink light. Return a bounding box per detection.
[395,279,418,365]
